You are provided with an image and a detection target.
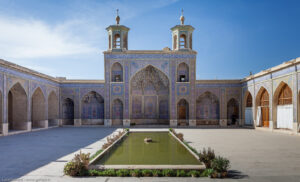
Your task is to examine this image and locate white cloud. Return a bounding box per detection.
[0,17,98,59]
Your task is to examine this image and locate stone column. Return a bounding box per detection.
[2,74,8,135]
[292,73,298,133]
[123,61,130,126]
[170,60,177,127]
[27,81,32,131]
[219,88,227,126]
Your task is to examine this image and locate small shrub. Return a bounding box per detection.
[169,128,173,132]
[64,151,90,176]
[176,133,184,141]
[176,170,186,177]
[162,169,176,177]
[200,169,214,177]
[130,169,141,177]
[141,169,152,177]
[211,156,230,173]
[187,170,200,177]
[102,169,116,176]
[116,169,130,177]
[199,147,215,168]
[152,169,162,177]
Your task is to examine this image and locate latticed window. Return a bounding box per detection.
[260,89,269,107]
[113,34,121,48]
[246,94,252,107]
[278,84,292,105]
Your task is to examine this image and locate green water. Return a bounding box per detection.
[94,132,201,165]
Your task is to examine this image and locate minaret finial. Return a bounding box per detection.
[180,8,185,25]
[116,9,120,25]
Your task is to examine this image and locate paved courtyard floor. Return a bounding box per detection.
[0,127,299,182]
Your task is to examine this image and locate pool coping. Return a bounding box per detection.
[89,130,129,165]
[89,129,205,170]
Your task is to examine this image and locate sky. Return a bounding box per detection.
[0,0,299,80]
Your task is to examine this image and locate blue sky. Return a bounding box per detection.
[0,0,299,79]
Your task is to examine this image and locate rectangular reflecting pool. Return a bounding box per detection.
[92,132,201,165]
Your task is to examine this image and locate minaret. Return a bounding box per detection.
[171,9,195,51]
[106,9,130,51]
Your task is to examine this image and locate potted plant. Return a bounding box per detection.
[211,156,230,178]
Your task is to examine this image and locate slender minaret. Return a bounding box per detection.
[171,9,195,51]
[106,9,130,51]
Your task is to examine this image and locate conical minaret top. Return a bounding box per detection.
[180,9,185,25]
[116,9,120,25]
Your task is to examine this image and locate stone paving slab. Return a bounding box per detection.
[1,127,300,182]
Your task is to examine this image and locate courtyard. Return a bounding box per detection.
[0,127,299,182]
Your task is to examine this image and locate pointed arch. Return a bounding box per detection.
[81,91,104,121]
[196,91,220,125]
[273,82,293,129]
[32,87,46,128]
[227,98,239,125]
[62,98,74,125]
[111,62,123,82]
[48,91,59,126]
[177,62,189,82]
[244,91,253,125]
[112,98,123,125]
[255,87,270,127]
[177,99,189,125]
[130,65,169,125]
[8,82,28,131]
[179,34,187,48]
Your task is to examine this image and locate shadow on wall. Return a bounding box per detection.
[0,127,117,180]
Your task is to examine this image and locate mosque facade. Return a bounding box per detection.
[0,14,299,136]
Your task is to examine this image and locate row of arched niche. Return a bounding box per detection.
[111,62,190,83]
[244,82,295,129]
[5,83,59,131]
[1,78,296,132]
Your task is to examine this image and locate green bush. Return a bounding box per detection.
[102,169,116,176]
[63,151,90,176]
[199,147,215,168]
[116,169,130,177]
[176,170,187,177]
[200,169,214,177]
[211,156,230,173]
[152,169,162,177]
[187,170,200,177]
[130,169,141,177]
[169,128,173,132]
[141,169,152,177]
[162,169,176,177]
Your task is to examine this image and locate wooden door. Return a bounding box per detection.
[261,107,269,127]
[179,106,186,119]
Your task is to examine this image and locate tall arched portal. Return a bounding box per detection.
[227,98,239,125]
[274,83,293,129]
[256,88,270,127]
[32,88,46,128]
[8,83,28,131]
[244,92,253,125]
[48,91,59,126]
[81,91,104,125]
[130,65,169,125]
[62,98,74,125]
[196,91,219,125]
[112,99,123,125]
[177,99,189,126]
